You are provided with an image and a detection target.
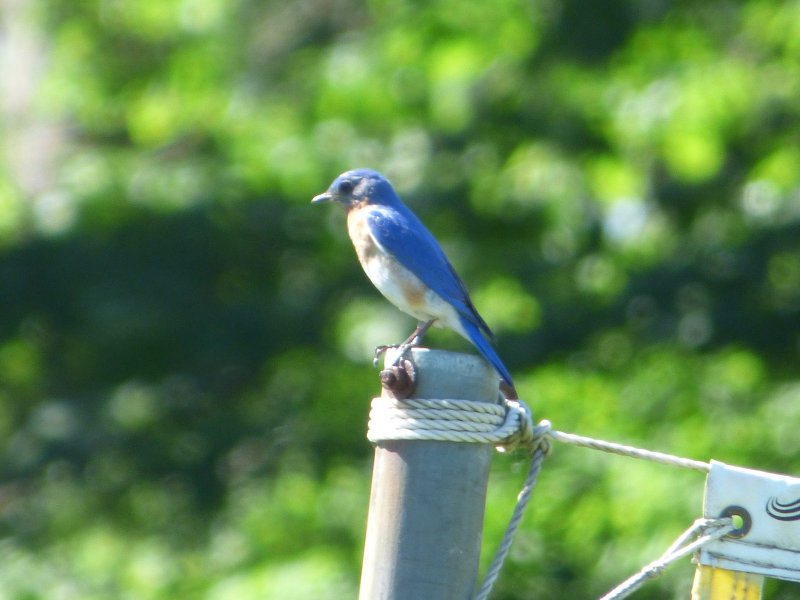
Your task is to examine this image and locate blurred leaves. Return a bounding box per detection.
[1,0,800,598]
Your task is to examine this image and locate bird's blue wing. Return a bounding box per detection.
[459,316,514,386]
[365,205,494,338]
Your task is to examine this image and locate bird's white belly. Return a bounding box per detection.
[347,208,464,333]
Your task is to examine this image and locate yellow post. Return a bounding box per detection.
[691,565,763,600]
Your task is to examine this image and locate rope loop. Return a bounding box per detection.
[599,517,736,600]
[367,395,548,455]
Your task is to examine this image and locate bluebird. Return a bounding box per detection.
[312,168,515,393]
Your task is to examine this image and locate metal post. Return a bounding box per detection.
[359,348,499,600]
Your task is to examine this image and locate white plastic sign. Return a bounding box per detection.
[699,460,800,581]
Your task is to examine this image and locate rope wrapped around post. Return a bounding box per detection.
[367,395,549,455]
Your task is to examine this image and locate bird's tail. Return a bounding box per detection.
[459,316,515,392]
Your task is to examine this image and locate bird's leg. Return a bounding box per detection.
[406,319,435,346]
[373,319,436,367]
[389,319,435,366]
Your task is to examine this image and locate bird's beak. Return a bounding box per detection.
[311,192,334,204]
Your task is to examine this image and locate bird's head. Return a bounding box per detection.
[311,169,397,210]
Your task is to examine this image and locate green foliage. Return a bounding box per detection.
[1,0,799,597]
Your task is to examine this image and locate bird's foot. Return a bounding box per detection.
[388,341,414,367]
[373,321,435,367]
[373,319,435,367]
[372,343,414,367]
[373,344,397,367]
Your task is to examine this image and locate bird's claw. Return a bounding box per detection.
[373,345,395,367]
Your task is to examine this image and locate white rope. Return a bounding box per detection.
[367,396,542,452]
[599,517,736,600]
[368,398,708,472]
[548,428,710,472]
[473,445,546,600]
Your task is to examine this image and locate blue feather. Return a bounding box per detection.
[459,316,514,387]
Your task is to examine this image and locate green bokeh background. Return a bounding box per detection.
[1,0,799,598]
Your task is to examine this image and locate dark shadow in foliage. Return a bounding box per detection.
[0,200,339,519]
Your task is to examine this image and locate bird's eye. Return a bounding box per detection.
[338,180,354,195]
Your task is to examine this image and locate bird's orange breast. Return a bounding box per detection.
[346,205,432,318]
[346,204,378,265]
